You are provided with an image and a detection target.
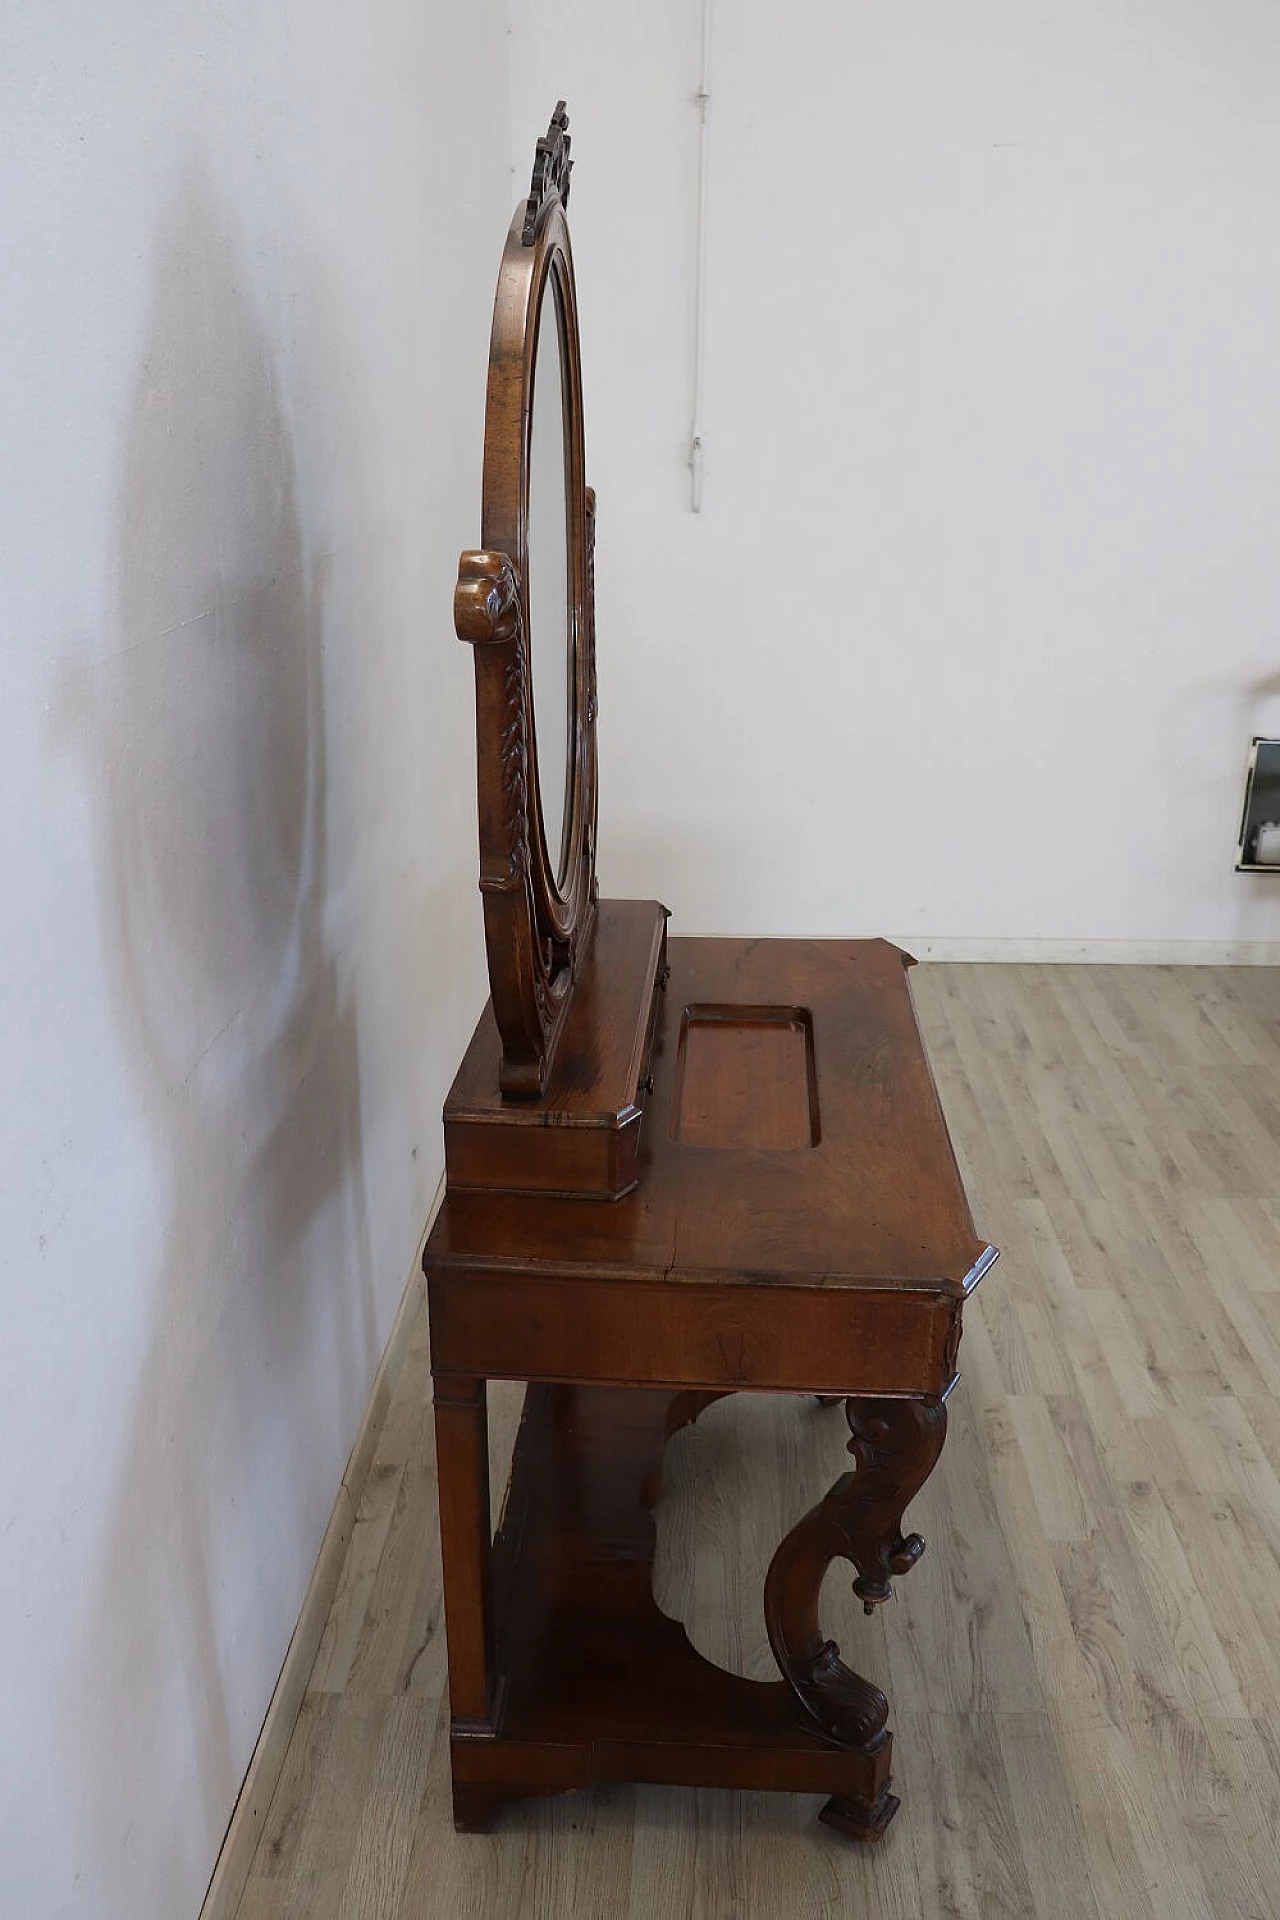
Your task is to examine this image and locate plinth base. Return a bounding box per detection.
[449,1382,896,1840]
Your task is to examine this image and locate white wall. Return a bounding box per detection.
[4,7,1278,1910]
[509,0,1280,952]
[0,6,507,1915]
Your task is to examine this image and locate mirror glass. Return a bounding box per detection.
[526,280,573,882]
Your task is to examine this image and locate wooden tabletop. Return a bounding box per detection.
[427,934,993,1299]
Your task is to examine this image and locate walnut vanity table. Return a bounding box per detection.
[424,106,996,1845]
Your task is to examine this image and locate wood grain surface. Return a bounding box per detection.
[235,963,1280,1920]
[428,937,990,1293]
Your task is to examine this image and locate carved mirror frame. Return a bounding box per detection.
[455,105,599,1098]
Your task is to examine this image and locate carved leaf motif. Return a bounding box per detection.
[454,549,521,646]
[533,956,551,1020]
[942,1301,963,1386]
[522,101,573,246]
[501,628,531,880]
[584,485,598,726]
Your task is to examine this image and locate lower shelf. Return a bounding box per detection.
[451,1382,895,1838]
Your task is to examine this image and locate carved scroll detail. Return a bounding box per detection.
[942,1299,963,1389]
[454,548,520,646]
[843,1401,945,1609]
[764,1396,947,1749]
[457,550,530,887]
[522,102,573,246]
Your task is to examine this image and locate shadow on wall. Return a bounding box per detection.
[60,172,376,1913]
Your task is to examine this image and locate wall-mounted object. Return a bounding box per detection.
[688,0,712,511]
[1235,738,1280,871]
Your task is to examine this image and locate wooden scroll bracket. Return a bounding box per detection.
[764,1392,949,1840]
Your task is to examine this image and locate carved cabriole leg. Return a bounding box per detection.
[764,1394,948,1840]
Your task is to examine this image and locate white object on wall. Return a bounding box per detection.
[689,0,712,512]
[1253,821,1280,864]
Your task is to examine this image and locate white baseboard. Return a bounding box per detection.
[895,937,1280,966]
[198,1179,443,1920]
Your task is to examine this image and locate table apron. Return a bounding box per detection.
[428,1270,960,1398]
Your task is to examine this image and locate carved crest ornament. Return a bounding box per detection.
[522,100,573,246]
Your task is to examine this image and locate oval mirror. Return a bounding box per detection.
[454,100,599,1098]
[526,279,573,883]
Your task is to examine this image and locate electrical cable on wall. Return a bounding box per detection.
[689,0,712,512]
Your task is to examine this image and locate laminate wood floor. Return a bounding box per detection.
[234,964,1280,1920]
